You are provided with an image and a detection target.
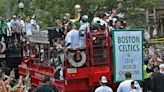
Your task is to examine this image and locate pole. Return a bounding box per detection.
[146,10,150,33]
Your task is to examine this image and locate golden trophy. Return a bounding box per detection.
[74,4,81,22]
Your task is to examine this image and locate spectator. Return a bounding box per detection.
[0,68,15,92]
[25,19,32,36]
[95,76,113,92]
[10,15,19,31]
[0,19,8,41]
[35,85,54,92]
[114,20,124,29]
[0,68,8,92]
[1,61,11,76]
[35,75,58,92]
[130,81,142,92]
[143,59,153,92]
[151,63,164,92]
[117,72,141,92]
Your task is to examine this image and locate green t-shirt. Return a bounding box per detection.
[0,22,8,34]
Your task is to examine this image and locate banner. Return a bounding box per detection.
[112,29,143,82]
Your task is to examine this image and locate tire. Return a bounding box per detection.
[0,41,6,53]
[67,51,86,67]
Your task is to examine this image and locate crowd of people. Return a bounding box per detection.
[143,43,164,92]
[0,2,163,92]
[0,15,40,44]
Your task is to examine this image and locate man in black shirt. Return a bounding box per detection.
[47,19,64,47]
[35,75,58,92]
[151,64,164,92]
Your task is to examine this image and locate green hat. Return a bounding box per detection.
[82,15,88,21]
[92,21,100,28]
[65,13,70,19]
[63,16,69,20]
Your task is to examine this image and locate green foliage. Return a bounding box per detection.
[0,0,154,29]
[0,3,5,17]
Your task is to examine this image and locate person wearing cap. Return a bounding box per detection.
[30,15,39,32]
[117,72,141,92]
[17,16,25,34]
[10,15,20,32]
[101,13,109,31]
[63,15,71,36]
[130,81,142,92]
[25,19,32,41]
[79,15,90,48]
[151,63,164,92]
[95,76,113,92]
[30,15,36,25]
[10,15,22,42]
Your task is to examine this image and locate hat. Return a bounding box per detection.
[131,81,139,88]
[32,15,35,19]
[82,15,88,21]
[63,16,69,20]
[133,81,139,88]
[105,13,110,16]
[13,15,16,18]
[159,64,164,68]
[40,49,44,53]
[26,42,30,44]
[22,38,26,42]
[65,13,70,19]
[100,76,108,83]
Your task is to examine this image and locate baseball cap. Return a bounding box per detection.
[32,15,35,19]
[133,81,139,88]
[131,81,139,88]
[63,16,69,20]
[26,42,30,44]
[100,76,108,83]
[82,15,88,21]
[65,13,70,19]
[105,12,110,16]
[13,15,16,18]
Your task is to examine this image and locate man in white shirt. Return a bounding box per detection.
[25,22,32,36]
[7,19,12,37]
[95,76,113,92]
[30,15,37,32]
[65,23,79,49]
[10,15,20,33]
[79,15,90,48]
[117,72,142,92]
[17,16,25,33]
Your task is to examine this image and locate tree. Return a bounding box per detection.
[0,0,154,29]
